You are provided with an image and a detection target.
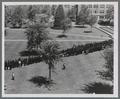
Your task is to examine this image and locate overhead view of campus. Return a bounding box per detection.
[3,2,118,97]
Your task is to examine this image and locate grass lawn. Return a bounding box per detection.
[4,26,110,60]
[5,51,111,94]
[4,26,112,94]
[5,41,27,61]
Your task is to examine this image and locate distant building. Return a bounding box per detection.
[79,4,114,21]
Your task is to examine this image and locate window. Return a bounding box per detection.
[64,5,69,8]
[94,5,98,8]
[99,16,104,19]
[88,5,92,8]
[94,10,97,13]
[100,10,104,13]
[106,5,110,8]
[100,5,105,8]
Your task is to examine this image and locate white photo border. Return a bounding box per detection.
[2,1,118,98]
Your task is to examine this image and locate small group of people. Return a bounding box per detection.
[5,55,43,70]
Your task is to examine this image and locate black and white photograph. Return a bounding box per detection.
[2,2,118,97]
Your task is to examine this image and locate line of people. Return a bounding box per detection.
[5,39,113,70]
[61,39,113,57]
[5,56,43,70]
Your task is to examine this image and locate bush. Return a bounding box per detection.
[98,20,113,26]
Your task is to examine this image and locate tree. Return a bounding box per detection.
[97,47,113,82]
[5,6,12,27]
[25,23,49,51]
[67,7,76,21]
[27,5,37,22]
[54,5,65,28]
[61,17,72,34]
[87,15,97,32]
[51,5,57,16]
[40,41,62,81]
[11,6,24,28]
[76,5,90,26]
[105,6,114,21]
[75,5,78,21]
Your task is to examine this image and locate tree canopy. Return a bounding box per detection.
[40,41,62,80]
[25,23,50,51]
[76,5,90,25]
[54,5,65,28]
[10,6,24,28]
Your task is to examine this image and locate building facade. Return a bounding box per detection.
[79,4,114,21]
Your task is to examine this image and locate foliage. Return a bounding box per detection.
[97,47,113,81]
[51,5,57,16]
[67,8,76,20]
[82,82,113,94]
[98,20,114,26]
[41,5,51,15]
[40,41,62,80]
[61,17,72,33]
[54,5,65,28]
[87,15,97,31]
[27,5,37,22]
[25,23,49,51]
[76,5,90,25]
[5,6,12,27]
[10,6,24,28]
[105,6,114,21]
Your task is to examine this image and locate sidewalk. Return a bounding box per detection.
[94,24,113,39]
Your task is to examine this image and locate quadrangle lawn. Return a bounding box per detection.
[4,26,113,94]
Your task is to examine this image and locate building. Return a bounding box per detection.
[85,4,113,21]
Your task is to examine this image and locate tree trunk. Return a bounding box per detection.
[49,65,52,81]
[75,5,78,21]
[91,26,92,32]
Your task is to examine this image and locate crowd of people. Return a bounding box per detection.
[5,39,113,70]
[60,39,113,57]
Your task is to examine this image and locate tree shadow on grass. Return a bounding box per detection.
[84,30,92,33]
[57,34,67,38]
[74,25,87,28]
[28,76,55,90]
[81,82,113,94]
[51,27,62,30]
[19,50,39,56]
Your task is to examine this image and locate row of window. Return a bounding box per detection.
[90,10,105,14]
[88,4,110,8]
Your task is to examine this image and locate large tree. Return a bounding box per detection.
[40,41,62,81]
[10,6,24,28]
[76,5,90,26]
[25,23,49,51]
[54,5,65,28]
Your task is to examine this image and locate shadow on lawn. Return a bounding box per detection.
[19,50,39,56]
[57,34,67,38]
[51,27,62,30]
[81,82,113,94]
[74,25,87,28]
[28,76,55,90]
